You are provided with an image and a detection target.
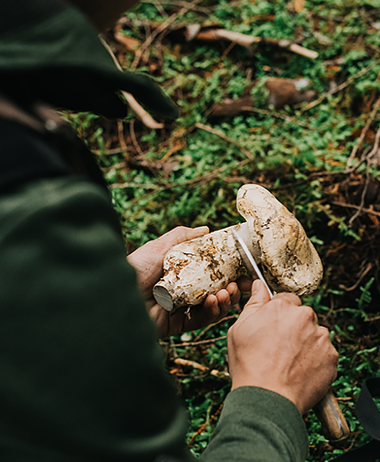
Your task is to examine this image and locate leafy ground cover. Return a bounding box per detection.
[70,0,380,459]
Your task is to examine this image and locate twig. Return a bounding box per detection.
[129,119,145,157]
[339,263,373,292]
[131,0,202,70]
[100,36,164,129]
[242,106,309,128]
[188,403,224,446]
[332,201,380,218]
[163,335,227,347]
[348,126,380,226]
[347,96,380,168]
[117,120,128,154]
[294,62,378,118]
[109,182,158,189]
[195,122,254,160]
[92,147,129,156]
[140,0,211,14]
[366,314,380,322]
[174,358,209,371]
[150,0,169,18]
[123,92,164,129]
[193,314,238,341]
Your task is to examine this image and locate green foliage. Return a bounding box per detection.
[68,0,380,459]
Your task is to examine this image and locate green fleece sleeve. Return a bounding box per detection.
[0,176,192,462]
[201,387,309,462]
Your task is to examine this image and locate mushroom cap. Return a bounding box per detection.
[237,184,323,295]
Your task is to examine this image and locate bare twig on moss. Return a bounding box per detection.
[332,201,380,218]
[140,0,213,13]
[193,314,238,341]
[100,36,164,129]
[161,335,227,347]
[294,62,378,119]
[117,120,128,154]
[93,147,129,156]
[129,119,145,157]
[188,403,224,446]
[347,96,380,169]
[195,122,254,160]
[131,0,202,70]
[339,262,373,292]
[348,126,380,225]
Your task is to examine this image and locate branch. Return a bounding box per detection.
[100,36,164,129]
[195,122,254,160]
[347,96,380,169]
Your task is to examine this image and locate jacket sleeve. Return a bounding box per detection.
[0,176,193,462]
[200,387,309,462]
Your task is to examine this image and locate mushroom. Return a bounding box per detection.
[153,184,323,311]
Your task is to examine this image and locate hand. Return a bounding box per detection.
[227,280,339,415]
[127,226,242,339]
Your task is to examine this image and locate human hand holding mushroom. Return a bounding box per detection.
[127,226,249,339]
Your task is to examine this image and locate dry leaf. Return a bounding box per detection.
[295,0,305,12]
[210,77,316,116]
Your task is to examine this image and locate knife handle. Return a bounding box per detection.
[313,388,350,441]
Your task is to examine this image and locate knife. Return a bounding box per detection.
[231,228,273,299]
[231,227,350,441]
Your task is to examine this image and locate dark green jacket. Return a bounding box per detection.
[0,1,309,460]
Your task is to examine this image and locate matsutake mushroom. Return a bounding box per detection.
[153,184,323,311]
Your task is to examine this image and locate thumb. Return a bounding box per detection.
[244,280,272,313]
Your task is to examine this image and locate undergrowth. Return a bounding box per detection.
[69,0,380,460]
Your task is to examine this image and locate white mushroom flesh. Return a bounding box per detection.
[237,184,323,295]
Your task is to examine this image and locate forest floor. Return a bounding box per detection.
[70,0,380,459]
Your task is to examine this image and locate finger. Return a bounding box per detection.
[244,280,272,313]
[226,282,240,306]
[236,275,254,293]
[203,293,222,320]
[215,289,233,317]
[273,292,302,306]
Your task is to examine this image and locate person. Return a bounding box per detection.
[0,0,339,461]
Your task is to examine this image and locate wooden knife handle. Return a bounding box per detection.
[313,388,350,441]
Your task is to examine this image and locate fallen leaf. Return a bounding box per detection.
[209,77,316,116]
[295,0,305,12]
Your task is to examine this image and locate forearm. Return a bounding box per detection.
[201,387,309,462]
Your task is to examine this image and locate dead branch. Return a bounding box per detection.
[347,97,380,169]
[332,201,380,218]
[195,122,254,160]
[162,335,227,347]
[294,62,379,119]
[131,0,202,70]
[339,262,373,291]
[173,358,230,378]
[100,36,164,129]
[348,126,380,226]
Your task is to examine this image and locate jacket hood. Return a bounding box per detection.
[0,0,179,119]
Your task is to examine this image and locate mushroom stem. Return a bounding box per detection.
[153,223,251,311]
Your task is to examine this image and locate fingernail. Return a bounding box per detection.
[252,279,263,293]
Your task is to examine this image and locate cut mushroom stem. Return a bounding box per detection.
[153,184,323,311]
[153,223,252,311]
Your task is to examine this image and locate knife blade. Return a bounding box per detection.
[231,228,273,299]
